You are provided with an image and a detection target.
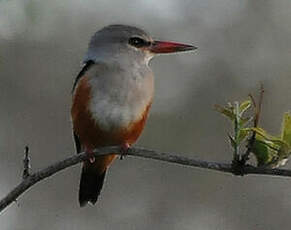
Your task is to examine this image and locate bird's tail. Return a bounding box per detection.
[79,162,107,207]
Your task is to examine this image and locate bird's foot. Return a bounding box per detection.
[120,143,130,160]
[85,148,95,163]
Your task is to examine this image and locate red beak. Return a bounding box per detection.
[149,40,197,54]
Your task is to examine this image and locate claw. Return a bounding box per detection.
[89,156,95,163]
[86,148,95,163]
[120,143,130,160]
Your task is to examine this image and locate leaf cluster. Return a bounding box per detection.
[215,98,291,168]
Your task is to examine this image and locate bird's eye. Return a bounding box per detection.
[128,37,150,48]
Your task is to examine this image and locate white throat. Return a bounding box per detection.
[88,60,154,132]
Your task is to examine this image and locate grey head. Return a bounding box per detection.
[84,24,153,64]
[84,24,197,65]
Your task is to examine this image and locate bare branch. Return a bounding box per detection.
[1,146,291,213]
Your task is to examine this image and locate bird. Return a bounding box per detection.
[71,24,197,207]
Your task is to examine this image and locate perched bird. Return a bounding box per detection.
[71,24,196,207]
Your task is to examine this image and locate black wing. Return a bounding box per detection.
[72,60,95,94]
[73,132,82,154]
[72,60,95,154]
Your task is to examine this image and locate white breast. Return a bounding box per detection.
[88,63,154,132]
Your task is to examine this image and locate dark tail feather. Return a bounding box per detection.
[79,166,106,207]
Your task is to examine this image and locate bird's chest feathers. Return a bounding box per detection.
[89,70,153,132]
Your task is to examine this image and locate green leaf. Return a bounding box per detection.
[245,127,287,167]
[239,116,252,127]
[248,126,291,167]
[214,104,235,121]
[250,127,288,148]
[253,138,274,166]
[238,128,249,144]
[281,112,291,146]
[239,100,251,115]
[228,134,236,149]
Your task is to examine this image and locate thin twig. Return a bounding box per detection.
[1,146,291,213]
[242,85,265,163]
[249,94,257,109]
[257,84,265,126]
[22,146,30,180]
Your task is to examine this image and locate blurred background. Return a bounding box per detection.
[1,0,291,229]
